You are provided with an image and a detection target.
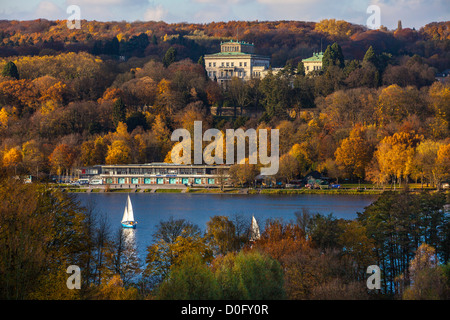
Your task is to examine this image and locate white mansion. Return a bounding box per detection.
[204,40,271,86]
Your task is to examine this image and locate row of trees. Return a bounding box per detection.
[1,19,449,70]
[1,177,448,299]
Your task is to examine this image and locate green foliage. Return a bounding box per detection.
[156,253,221,300]
[214,251,285,300]
[163,47,177,67]
[2,61,19,79]
[357,191,448,296]
[307,213,343,250]
[144,217,210,283]
[206,216,240,256]
[112,98,126,126]
[322,42,344,71]
[363,46,377,65]
[296,61,305,76]
[0,178,88,299]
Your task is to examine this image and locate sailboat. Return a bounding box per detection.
[121,195,137,229]
[249,215,260,242]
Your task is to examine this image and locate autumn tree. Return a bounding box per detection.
[156,252,221,300]
[105,140,132,165]
[95,275,138,300]
[374,131,422,187]
[22,140,45,176]
[48,144,75,176]
[289,142,313,177]
[144,217,211,285]
[315,19,355,39]
[0,179,90,299]
[334,125,374,179]
[255,219,309,262]
[277,153,300,183]
[205,216,241,256]
[2,146,22,174]
[80,136,107,167]
[403,244,448,300]
[228,163,258,187]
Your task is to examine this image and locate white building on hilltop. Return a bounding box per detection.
[204,40,271,86]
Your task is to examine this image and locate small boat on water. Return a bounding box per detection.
[249,215,260,241]
[121,195,137,229]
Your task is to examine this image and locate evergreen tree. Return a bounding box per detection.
[151,34,158,45]
[297,61,305,76]
[163,47,177,67]
[112,98,126,126]
[2,61,19,79]
[322,42,344,71]
[363,46,377,66]
[197,55,205,67]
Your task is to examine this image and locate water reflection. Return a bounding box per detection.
[122,228,136,248]
[79,193,378,262]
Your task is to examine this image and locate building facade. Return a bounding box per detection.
[204,40,271,86]
[93,163,231,187]
[302,52,324,75]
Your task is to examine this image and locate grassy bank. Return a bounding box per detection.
[249,188,384,195]
[155,189,182,193]
[187,188,241,193]
[63,186,447,195]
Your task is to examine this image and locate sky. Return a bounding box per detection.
[0,0,448,30]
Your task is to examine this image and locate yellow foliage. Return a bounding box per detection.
[315,19,354,38]
[105,140,132,165]
[0,108,9,130]
[97,275,138,300]
[2,147,22,168]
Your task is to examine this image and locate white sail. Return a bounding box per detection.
[121,195,134,223]
[121,205,128,223]
[126,195,134,222]
[250,215,260,241]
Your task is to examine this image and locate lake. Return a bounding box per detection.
[76,193,378,261]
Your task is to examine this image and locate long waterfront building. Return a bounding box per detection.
[78,163,231,187]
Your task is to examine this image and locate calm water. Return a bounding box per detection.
[76,193,378,261]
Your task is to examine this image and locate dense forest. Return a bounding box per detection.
[0,18,449,301]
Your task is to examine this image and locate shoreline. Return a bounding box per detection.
[59,186,447,195]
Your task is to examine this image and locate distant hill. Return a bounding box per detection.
[0,19,449,69]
